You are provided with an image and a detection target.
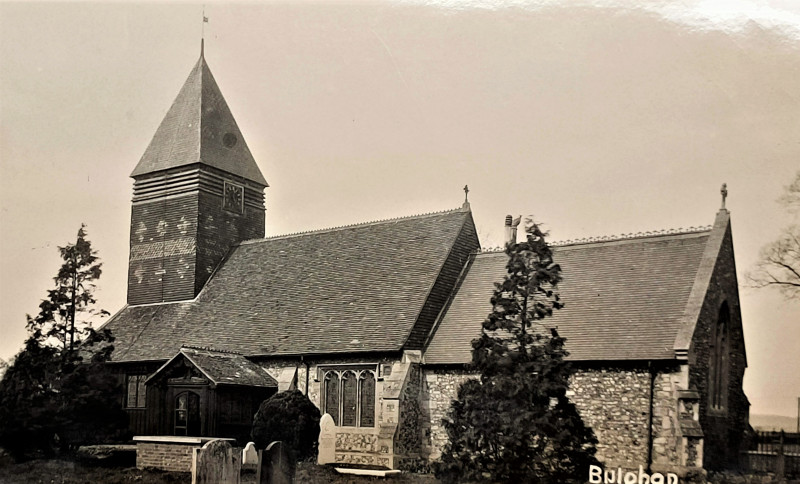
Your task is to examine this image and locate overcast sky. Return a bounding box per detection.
[1,0,798,418]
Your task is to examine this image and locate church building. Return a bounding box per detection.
[102,49,749,476]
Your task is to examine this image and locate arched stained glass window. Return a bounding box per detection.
[320,367,377,428]
[324,372,340,426]
[341,371,358,427]
[359,372,375,427]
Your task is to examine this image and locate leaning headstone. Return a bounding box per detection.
[317,413,336,465]
[192,439,241,484]
[243,442,259,465]
[256,441,295,484]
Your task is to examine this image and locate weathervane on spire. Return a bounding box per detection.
[201,6,208,56]
[721,183,728,210]
[462,185,470,210]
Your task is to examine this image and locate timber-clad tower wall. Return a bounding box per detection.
[127,47,267,305]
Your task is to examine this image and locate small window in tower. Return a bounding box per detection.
[223,181,244,214]
[223,133,238,148]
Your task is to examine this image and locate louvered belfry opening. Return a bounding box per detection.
[127,53,267,305]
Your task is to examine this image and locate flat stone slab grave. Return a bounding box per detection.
[335,467,402,477]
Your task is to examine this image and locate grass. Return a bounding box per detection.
[0,459,187,484]
[0,459,440,484]
[3,459,797,484]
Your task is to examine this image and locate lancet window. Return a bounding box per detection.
[709,302,730,412]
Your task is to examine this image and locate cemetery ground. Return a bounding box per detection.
[0,458,439,483]
[0,455,797,484]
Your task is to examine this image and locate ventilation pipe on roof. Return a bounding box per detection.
[504,215,521,246]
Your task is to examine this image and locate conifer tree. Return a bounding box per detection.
[435,220,598,484]
[0,226,126,460]
[27,224,108,351]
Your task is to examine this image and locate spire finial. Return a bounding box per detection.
[462,185,470,210]
[201,7,208,57]
[720,183,728,210]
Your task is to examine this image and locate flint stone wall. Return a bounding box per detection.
[421,364,686,470]
[420,368,476,459]
[568,366,652,466]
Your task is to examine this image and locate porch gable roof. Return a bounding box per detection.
[146,346,278,388]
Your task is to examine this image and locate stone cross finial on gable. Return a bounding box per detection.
[721,183,728,210]
[462,185,471,210]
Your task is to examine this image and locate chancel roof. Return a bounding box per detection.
[130,54,267,186]
[424,219,727,363]
[105,208,478,362]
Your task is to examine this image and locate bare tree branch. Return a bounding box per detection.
[778,171,800,214]
[747,175,800,301]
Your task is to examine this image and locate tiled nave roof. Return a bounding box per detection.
[424,218,729,363]
[105,208,479,362]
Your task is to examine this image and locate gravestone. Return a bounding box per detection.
[192,439,241,484]
[317,413,335,465]
[257,441,295,484]
[241,441,260,484]
[243,442,259,465]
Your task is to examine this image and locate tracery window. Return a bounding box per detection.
[709,302,730,412]
[126,374,147,408]
[321,368,376,427]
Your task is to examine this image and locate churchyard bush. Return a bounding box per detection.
[251,389,321,460]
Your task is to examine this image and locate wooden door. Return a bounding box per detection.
[174,391,201,436]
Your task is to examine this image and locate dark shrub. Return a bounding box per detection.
[251,390,321,460]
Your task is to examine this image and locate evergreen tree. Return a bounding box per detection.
[0,226,127,460]
[27,224,108,351]
[435,220,598,484]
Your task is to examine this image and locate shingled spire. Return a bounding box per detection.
[131,55,267,186]
[127,53,267,305]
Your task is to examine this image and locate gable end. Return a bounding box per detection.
[404,212,481,350]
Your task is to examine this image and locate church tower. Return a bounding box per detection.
[127,49,267,305]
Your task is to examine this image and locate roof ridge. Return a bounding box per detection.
[475,225,713,253]
[239,206,469,245]
[181,344,242,355]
